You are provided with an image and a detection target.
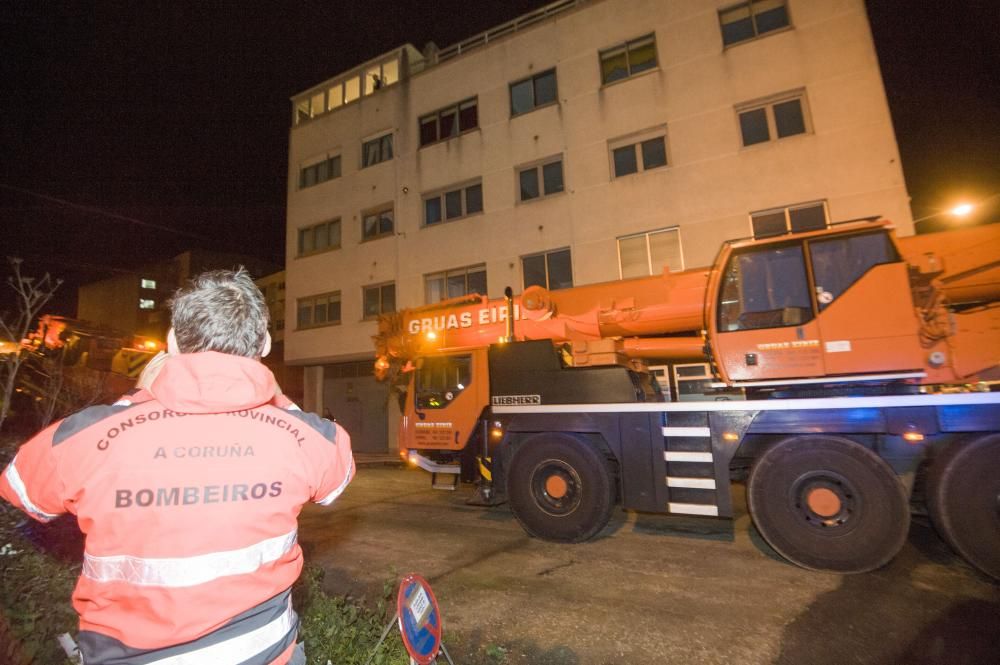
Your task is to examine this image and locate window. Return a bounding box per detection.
[293,57,400,125]
[362,206,394,241]
[363,282,396,319]
[298,218,341,255]
[297,291,341,329]
[510,69,558,116]
[419,98,478,147]
[140,278,156,289]
[522,249,573,291]
[718,244,813,331]
[424,181,483,225]
[809,232,898,311]
[600,34,657,85]
[751,201,827,239]
[415,355,471,410]
[362,133,393,167]
[618,227,683,278]
[738,92,808,147]
[518,158,564,202]
[425,264,486,303]
[139,298,155,310]
[719,0,790,47]
[299,155,341,189]
[610,132,668,178]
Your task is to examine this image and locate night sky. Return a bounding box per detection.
[1,0,997,318]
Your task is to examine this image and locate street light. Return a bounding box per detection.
[912,201,976,225]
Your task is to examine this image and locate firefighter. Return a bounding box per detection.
[0,268,354,665]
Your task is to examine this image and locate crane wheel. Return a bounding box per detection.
[747,435,909,574]
[927,434,1000,581]
[506,434,615,543]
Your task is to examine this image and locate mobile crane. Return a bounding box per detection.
[373,219,1000,579]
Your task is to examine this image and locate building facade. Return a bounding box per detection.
[284,0,912,452]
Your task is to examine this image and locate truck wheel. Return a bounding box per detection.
[747,435,909,573]
[506,435,615,543]
[927,434,1000,581]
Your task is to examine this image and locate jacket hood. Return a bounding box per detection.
[149,352,277,414]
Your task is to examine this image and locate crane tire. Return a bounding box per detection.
[506,434,615,543]
[747,435,909,574]
[927,434,1000,581]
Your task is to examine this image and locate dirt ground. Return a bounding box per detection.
[298,465,1000,665]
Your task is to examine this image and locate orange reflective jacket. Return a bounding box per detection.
[0,351,355,665]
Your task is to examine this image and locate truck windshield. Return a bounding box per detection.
[415,355,472,409]
[718,244,813,331]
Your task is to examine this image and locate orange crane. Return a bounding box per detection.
[373,219,1000,579]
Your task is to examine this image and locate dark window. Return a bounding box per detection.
[523,248,573,290]
[297,292,341,329]
[718,244,813,331]
[720,0,790,47]
[751,202,827,239]
[459,100,478,132]
[297,219,341,255]
[613,146,638,177]
[739,108,770,146]
[612,135,668,178]
[809,232,898,311]
[519,159,563,202]
[445,190,463,219]
[363,207,394,240]
[600,34,657,85]
[465,184,483,214]
[542,161,564,195]
[510,69,558,116]
[362,134,393,167]
[425,197,442,225]
[641,137,668,170]
[751,211,787,238]
[424,182,484,225]
[789,204,826,232]
[773,98,805,138]
[363,283,396,319]
[739,94,807,146]
[419,98,479,147]
[415,355,471,410]
[519,169,540,201]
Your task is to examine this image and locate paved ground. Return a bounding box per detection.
[299,464,1000,665]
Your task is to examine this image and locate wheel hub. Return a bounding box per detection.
[806,487,841,517]
[791,472,858,529]
[530,459,582,517]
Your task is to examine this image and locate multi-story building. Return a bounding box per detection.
[285,0,912,452]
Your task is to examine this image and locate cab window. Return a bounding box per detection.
[415,355,471,409]
[719,244,813,331]
[808,232,899,311]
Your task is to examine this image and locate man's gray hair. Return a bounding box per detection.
[169,268,269,358]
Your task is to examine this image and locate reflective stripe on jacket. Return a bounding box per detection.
[0,351,355,664]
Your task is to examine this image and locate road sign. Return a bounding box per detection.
[396,573,442,665]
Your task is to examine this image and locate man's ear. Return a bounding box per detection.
[261,332,272,359]
[167,328,180,355]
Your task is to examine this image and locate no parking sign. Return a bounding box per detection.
[397,574,443,664]
[364,573,454,665]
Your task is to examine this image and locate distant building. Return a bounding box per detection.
[256,271,305,405]
[77,250,278,343]
[284,0,913,452]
